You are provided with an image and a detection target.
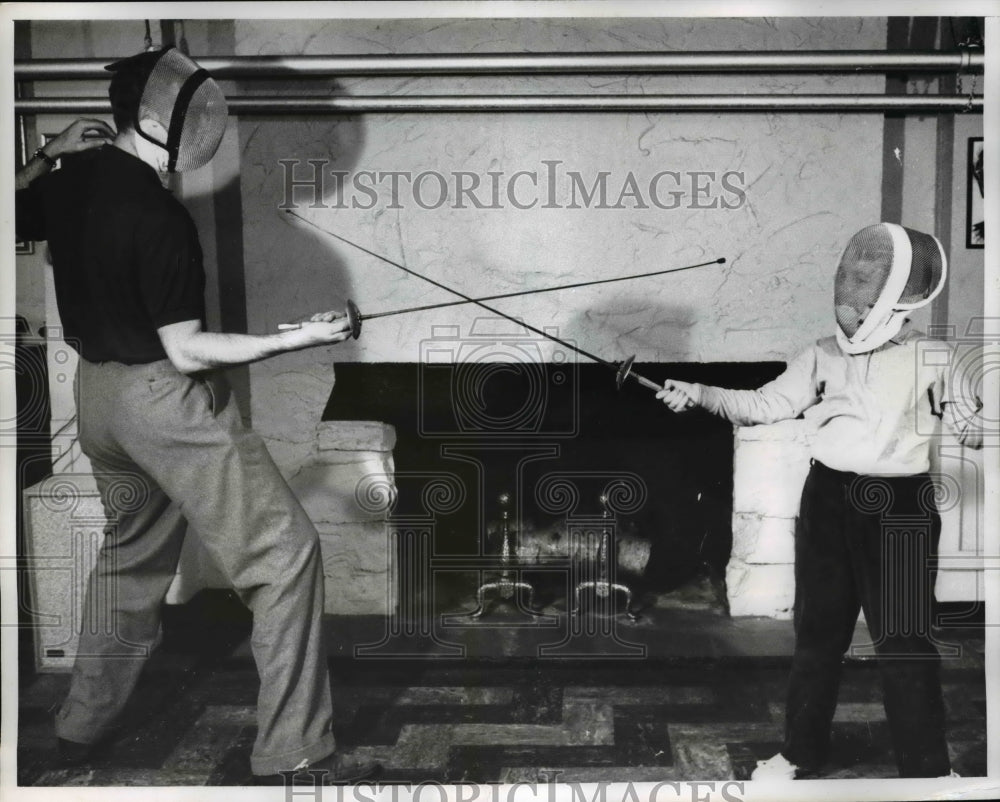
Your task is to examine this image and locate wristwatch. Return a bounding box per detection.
[32,147,57,168]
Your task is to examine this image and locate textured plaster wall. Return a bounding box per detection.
[235,17,887,467]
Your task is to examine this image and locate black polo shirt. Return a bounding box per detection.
[16,145,206,364]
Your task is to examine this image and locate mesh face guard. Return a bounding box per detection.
[834,223,946,354]
[109,47,227,172]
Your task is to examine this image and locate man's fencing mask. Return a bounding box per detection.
[107,47,227,172]
[833,223,947,354]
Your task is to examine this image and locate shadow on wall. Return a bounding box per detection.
[239,65,369,359]
[566,299,695,367]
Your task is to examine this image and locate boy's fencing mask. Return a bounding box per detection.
[833,223,947,354]
[107,47,227,172]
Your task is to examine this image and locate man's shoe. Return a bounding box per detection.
[751,752,800,781]
[56,737,109,767]
[253,752,381,786]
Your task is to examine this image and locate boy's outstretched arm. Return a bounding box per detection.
[656,346,821,426]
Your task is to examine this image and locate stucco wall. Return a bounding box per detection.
[232,17,887,466]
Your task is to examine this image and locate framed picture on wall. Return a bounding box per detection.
[966,137,984,249]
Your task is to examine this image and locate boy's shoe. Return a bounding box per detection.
[751,752,799,780]
[253,752,381,786]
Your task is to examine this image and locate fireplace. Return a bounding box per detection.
[322,358,785,613]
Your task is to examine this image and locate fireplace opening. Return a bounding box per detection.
[323,360,784,611]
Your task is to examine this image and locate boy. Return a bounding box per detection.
[657,223,983,779]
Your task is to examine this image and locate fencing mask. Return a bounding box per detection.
[106,47,227,172]
[833,223,947,354]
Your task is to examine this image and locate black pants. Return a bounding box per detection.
[782,460,950,778]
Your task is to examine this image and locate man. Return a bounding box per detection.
[16,47,377,785]
[657,223,983,779]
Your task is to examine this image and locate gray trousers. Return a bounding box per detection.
[55,358,336,775]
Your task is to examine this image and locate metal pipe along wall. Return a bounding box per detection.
[14,50,984,80]
[14,94,985,115]
[15,49,983,115]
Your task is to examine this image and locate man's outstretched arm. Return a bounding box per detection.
[158,315,353,375]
